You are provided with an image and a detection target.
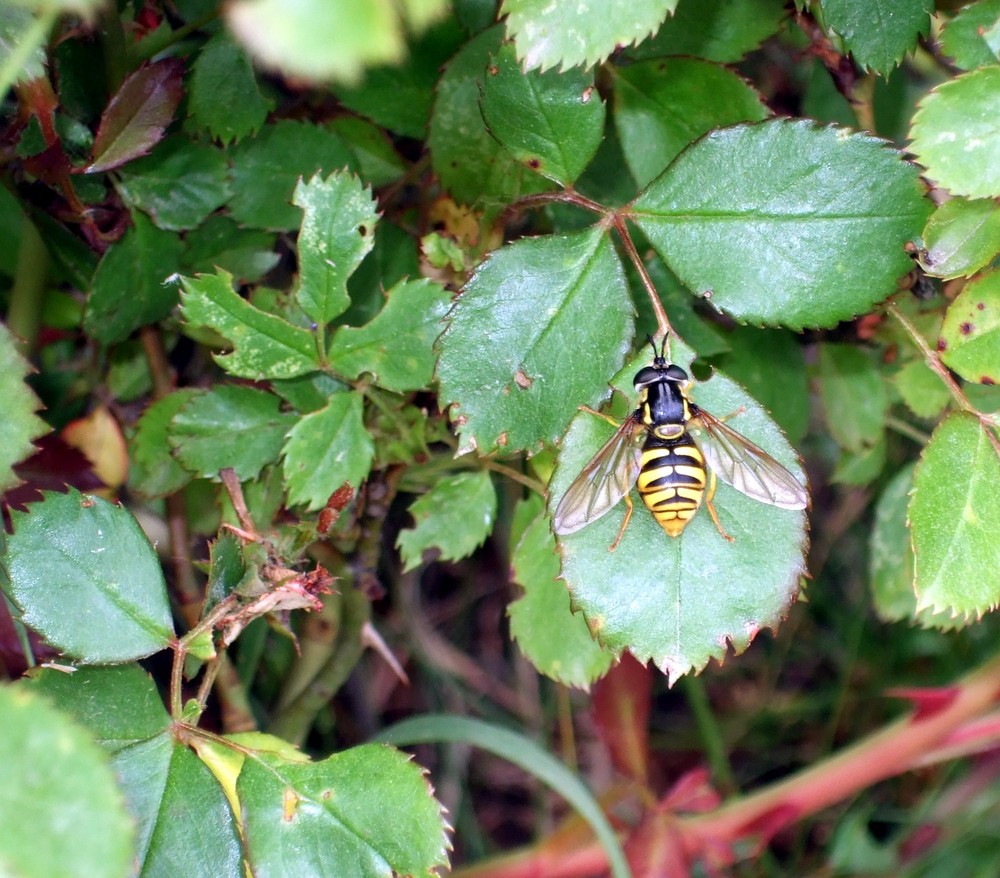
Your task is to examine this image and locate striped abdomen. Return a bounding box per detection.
[635,432,706,537]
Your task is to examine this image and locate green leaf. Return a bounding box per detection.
[121,737,243,877]
[343,220,421,327]
[114,135,233,231]
[0,322,49,492]
[328,278,451,392]
[83,212,184,345]
[205,531,247,612]
[228,121,356,231]
[437,226,633,454]
[632,119,931,328]
[428,26,552,211]
[170,385,297,481]
[130,389,199,498]
[272,372,349,414]
[378,714,630,878]
[0,685,133,878]
[330,116,408,187]
[892,359,950,420]
[612,57,769,189]
[869,464,959,627]
[501,0,679,70]
[181,216,279,283]
[910,66,1000,199]
[397,471,497,571]
[818,343,888,452]
[831,430,886,486]
[179,270,321,380]
[940,0,1000,70]
[629,0,789,63]
[0,6,46,86]
[939,269,1000,385]
[549,341,808,683]
[189,31,272,144]
[226,0,404,84]
[282,392,375,511]
[910,412,1000,617]
[86,59,184,173]
[509,499,614,687]
[480,43,605,186]
[821,0,932,72]
[641,258,731,357]
[26,665,170,746]
[29,666,243,877]
[4,489,175,662]
[920,197,1000,280]
[237,744,449,876]
[293,172,379,325]
[332,18,465,138]
[710,326,809,444]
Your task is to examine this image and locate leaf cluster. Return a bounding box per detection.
[1,0,1000,875]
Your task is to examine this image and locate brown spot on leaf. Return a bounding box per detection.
[960,322,974,335]
[358,224,369,236]
[937,338,947,352]
[497,432,508,447]
[983,377,996,385]
[514,369,532,389]
[977,302,986,310]
[488,65,498,75]
[528,157,541,169]
[582,86,594,102]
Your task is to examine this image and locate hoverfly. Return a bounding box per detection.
[553,337,808,548]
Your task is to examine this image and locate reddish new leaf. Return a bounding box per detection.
[86,59,184,173]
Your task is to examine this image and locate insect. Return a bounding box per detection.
[553,337,808,549]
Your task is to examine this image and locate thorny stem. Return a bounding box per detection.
[455,649,1000,876]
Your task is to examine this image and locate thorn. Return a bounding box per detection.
[361,621,409,685]
[886,686,960,721]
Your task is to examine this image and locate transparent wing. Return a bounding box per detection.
[690,407,808,510]
[553,414,644,535]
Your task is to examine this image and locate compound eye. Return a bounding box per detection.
[633,366,660,389]
[665,364,688,382]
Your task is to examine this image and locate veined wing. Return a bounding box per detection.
[553,414,644,535]
[689,407,808,510]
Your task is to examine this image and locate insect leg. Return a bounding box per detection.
[608,491,633,552]
[704,471,735,543]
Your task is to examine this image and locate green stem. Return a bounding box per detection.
[682,674,737,796]
[886,415,931,445]
[266,586,370,745]
[7,214,49,357]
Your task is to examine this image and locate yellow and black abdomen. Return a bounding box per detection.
[635,432,706,537]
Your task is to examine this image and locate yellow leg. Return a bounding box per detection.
[704,471,735,543]
[609,491,633,552]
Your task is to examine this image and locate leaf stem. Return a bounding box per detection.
[612,215,672,340]
[887,301,974,415]
[885,415,931,445]
[887,301,1000,457]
